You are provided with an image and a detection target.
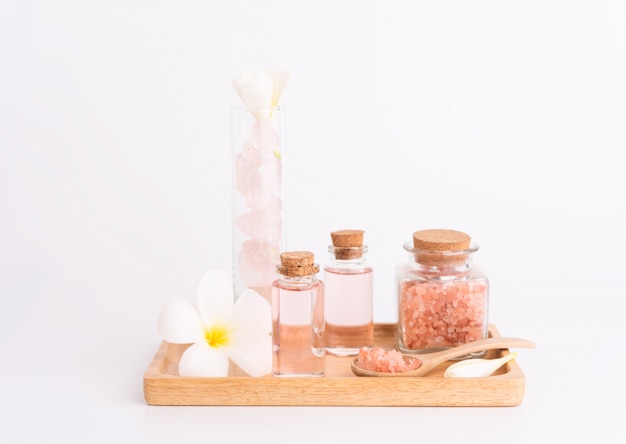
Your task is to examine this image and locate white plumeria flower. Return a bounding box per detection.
[232,69,289,120]
[157,269,271,377]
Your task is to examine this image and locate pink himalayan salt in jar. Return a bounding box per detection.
[395,229,489,355]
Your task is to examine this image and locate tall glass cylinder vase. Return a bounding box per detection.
[231,105,286,302]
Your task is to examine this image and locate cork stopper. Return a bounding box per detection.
[412,229,471,251]
[330,229,365,260]
[411,229,472,266]
[277,251,319,277]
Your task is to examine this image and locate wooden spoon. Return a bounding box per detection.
[351,337,535,377]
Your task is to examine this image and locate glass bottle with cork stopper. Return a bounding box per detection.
[323,229,374,356]
[395,229,489,355]
[271,251,326,377]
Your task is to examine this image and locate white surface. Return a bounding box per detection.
[1,1,625,442]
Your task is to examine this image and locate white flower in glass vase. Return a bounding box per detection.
[157,269,271,377]
[231,69,288,301]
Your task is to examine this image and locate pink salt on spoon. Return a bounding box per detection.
[351,336,535,377]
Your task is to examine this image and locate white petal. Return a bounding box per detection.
[268,69,289,106]
[156,297,205,344]
[226,331,272,377]
[229,288,271,334]
[197,269,234,327]
[178,342,230,377]
[231,73,253,105]
[247,75,274,107]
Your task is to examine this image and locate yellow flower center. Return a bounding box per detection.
[204,325,231,348]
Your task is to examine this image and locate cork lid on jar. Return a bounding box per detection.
[277,251,320,276]
[412,229,471,251]
[411,229,473,266]
[330,229,366,260]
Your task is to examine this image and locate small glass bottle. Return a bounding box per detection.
[396,229,489,355]
[271,251,326,377]
[323,230,374,356]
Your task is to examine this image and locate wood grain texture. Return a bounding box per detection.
[143,324,526,406]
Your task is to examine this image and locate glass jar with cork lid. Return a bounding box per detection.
[395,229,489,355]
[323,229,374,356]
[271,251,326,377]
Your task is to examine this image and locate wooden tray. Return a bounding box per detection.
[143,323,526,406]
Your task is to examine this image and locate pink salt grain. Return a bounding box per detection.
[356,347,421,373]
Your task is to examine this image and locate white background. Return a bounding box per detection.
[1,0,625,442]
